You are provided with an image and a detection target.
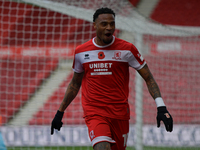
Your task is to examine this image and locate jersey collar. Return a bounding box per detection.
[92,36,115,48]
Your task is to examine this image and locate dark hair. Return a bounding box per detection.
[93,7,115,22]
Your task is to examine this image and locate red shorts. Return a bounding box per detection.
[85,115,129,150]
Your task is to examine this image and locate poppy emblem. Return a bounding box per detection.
[98,52,105,59]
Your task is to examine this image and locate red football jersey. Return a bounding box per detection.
[72,36,146,120]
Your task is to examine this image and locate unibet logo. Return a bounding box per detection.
[89,63,113,69]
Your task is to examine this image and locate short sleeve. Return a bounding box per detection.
[72,53,84,73]
[127,44,146,70]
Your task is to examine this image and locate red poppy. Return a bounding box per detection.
[98,52,105,59]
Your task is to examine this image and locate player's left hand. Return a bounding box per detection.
[156,106,173,132]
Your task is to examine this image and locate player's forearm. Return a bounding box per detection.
[58,81,81,112]
[58,72,84,112]
[138,64,162,99]
[146,77,161,100]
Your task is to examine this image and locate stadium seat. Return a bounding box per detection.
[0,57,59,125]
[142,55,200,124]
[150,0,200,26]
[128,0,140,7]
[29,72,85,125]
[1,0,200,126]
[0,1,96,47]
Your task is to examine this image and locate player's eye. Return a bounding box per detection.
[110,22,115,26]
[101,22,107,26]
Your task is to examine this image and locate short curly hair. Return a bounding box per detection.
[93,7,115,22]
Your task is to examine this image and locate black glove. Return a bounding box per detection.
[51,110,64,135]
[157,106,173,132]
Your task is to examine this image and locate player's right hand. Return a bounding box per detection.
[51,110,64,135]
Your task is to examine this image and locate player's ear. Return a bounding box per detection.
[93,22,97,29]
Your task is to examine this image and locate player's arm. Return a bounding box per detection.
[137,64,173,132]
[51,71,84,135]
[137,64,161,99]
[59,71,84,112]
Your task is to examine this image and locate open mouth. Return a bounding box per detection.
[105,33,112,37]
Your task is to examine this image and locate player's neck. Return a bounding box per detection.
[94,36,114,47]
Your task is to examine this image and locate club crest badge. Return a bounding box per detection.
[112,51,121,60]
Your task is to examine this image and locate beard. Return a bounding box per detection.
[102,34,113,44]
[103,38,112,44]
[95,33,113,46]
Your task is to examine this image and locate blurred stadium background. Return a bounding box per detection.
[0,0,200,150]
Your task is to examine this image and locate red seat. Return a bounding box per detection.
[150,0,200,26]
[29,72,85,125]
[142,55,200,124]
[0,57,58,125]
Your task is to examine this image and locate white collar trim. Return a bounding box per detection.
[92,36,115,48]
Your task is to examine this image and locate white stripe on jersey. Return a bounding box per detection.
[73,49,146,73]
